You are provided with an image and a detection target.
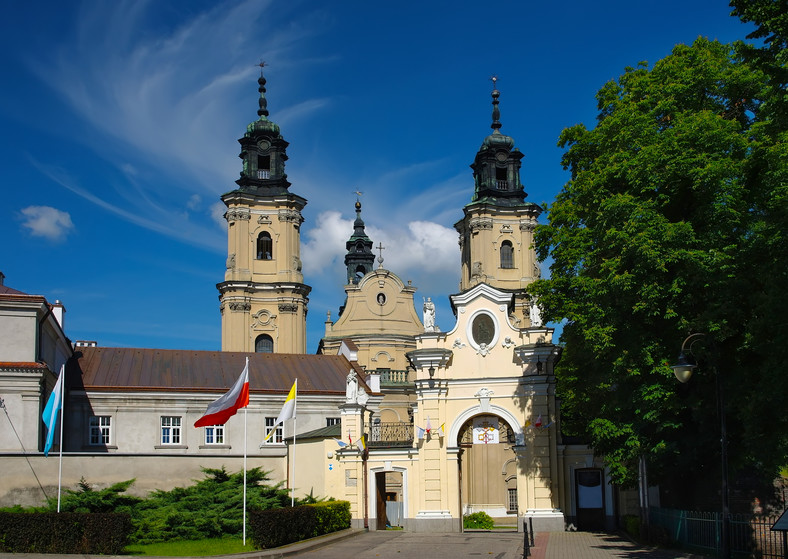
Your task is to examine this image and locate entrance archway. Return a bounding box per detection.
[458,415,518,523]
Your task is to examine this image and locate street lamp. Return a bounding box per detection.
[671,333,730,559]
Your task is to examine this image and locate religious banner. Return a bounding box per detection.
[472,416,499,444]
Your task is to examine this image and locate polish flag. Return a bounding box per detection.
[194,359,250,427]
[535,414,543,428]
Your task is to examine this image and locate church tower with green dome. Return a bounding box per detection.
[217,66,311,353]
[454,79,543,327]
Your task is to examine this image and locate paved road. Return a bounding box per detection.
[0,530,701,559]
[268,530,701,559]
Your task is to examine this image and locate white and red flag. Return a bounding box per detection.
[194,358,250,427]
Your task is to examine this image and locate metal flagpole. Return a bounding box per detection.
[243,357,249,545]
[243,405,247,545]
[57,364,65,512]
[291,378,297,507]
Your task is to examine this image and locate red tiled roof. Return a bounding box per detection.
[74,347,370,395]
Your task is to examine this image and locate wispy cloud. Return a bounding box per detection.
[19,206,75,242]
[32,159,225,252]
[33,1,333,217]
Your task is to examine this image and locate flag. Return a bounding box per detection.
[426,416,433,434]
[333,438,348,449]
[42,365,64,456]
[263,380,297,442]
[534,415,542,428]
[358,434,366,452]
[438,423,446,437]
[348,431,352,446]
[417,426,425,440]
[194,359,249,427]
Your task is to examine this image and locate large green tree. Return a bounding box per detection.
[531,32,787,504]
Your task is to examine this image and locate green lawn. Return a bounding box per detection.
[124,537,256,556]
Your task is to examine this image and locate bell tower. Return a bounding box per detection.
[344,199,375,285]
[454,78,542,327]
[217,66,310,353]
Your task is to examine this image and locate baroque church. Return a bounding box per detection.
[0,70,617,532]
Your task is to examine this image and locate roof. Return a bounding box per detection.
[0,284,27,295]
[72,347,370,395]
[292,423,342,441]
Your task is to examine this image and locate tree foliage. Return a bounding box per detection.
[531,29,788,502]
[28,468,302,544]
[133,466,293,544]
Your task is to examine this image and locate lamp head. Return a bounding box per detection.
[428,366,435,378]
[671,351,696,383]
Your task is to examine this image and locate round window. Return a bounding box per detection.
[471,313,495,346]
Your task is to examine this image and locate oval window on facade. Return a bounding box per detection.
[471,313,495,346]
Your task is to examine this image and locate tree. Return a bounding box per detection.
[530,36,788,502]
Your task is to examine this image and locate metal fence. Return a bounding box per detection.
[368,421,413,447]
[649,507,786,558]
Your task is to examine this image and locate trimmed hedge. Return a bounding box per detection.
[250,500,351,549]
[0,511,132,554]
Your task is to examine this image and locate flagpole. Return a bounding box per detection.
[291,378,297,507]
[56,364,65,512]
[243,406,247,545]
[243,357,248,546]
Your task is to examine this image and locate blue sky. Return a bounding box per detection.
[1,1,753,353]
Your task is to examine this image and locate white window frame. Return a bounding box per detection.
[204,425,225,445]
[89,415,111,445]
[264,417,283,445]
[326,417,341,427]
[161,416,182,445]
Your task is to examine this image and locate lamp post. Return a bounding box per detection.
[671,333,730,559]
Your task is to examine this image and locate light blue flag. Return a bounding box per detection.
[42,365,64,456]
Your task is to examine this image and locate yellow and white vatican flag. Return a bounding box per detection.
[263,380,297,443]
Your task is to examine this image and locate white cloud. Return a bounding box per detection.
[187,194,201,211]
[301,210,459,295]
[301,211,353,278]
[210,202,228,231]
[20,206,75,242]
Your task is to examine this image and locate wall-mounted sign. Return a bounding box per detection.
[473,416,499,444]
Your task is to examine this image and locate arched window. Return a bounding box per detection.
[255,334,273,353]
[500,241,514,269]
[257,232,272,260]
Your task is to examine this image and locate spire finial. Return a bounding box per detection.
[256,60,269,119]
[375,242,385,269]
[353,190,363,211]
[489,75,501,131]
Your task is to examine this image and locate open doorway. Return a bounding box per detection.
[458,415,518,529]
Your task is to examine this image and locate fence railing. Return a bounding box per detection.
[377,369,411,386]
[368,421,413,447]
[649,507,786,558]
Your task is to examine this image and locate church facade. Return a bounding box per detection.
[0,71,617,532]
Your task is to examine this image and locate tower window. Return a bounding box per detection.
[255,334,273,353]
[257,232,272,260]
[500,241,514,269]
[496,167,508,190]
[256,154,271,179]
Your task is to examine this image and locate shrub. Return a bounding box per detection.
[0,512,131,554]
[621,514,640,539]
[249,500,351,549]
[463,511,494,530]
